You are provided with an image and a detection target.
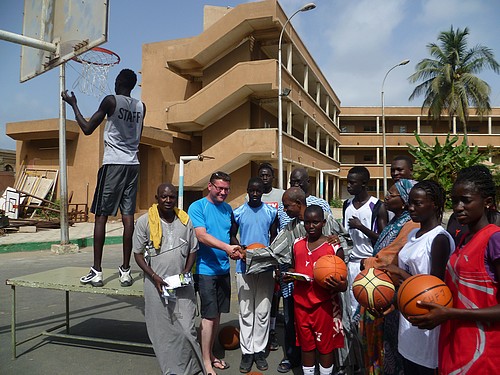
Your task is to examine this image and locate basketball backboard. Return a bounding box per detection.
[20,0,109,82]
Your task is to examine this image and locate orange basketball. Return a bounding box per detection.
[352,268,395,310]
[313,255,347,288]
[397,274,453,319]
[245,243,266,249]
[218,325,240,350]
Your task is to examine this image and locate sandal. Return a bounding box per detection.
[277,359,292,373]
[212,358,230,370]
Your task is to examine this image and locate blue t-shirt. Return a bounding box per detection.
[188,197,233,275]
[233,202,277,273]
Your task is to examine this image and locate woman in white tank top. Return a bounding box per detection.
[381,180,454,375]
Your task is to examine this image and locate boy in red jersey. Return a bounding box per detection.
[284,205,347,375]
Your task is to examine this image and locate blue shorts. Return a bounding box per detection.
[194,273,231,319]
[91,164,139,216]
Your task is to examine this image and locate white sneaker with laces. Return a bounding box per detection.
[80,267,103,287]
[119,266,133,287]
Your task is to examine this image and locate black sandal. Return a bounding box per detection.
[277,359,292,373]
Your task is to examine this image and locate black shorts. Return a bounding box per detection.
[91,164,139,216]
[194,273,231,319]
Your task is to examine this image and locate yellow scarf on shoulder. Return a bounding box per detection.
[148,204,190,249]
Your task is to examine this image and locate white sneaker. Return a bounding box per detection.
[118,266,133,287]
[80,267,103,287]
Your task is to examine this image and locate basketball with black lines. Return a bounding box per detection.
[352,268,395,310]
[397,274,453,319]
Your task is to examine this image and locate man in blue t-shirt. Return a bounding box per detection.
[232,177,278,373]
[188,171,240,374]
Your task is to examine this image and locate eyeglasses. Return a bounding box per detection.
[210,183,230,193]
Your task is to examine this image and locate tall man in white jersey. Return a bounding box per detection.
[343,166,387,319]
[62,69,146,287]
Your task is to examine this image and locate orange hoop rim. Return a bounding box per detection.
[72,46,121,66]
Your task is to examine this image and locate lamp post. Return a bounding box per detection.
[278,2,316,189]
[178,154,214,210]
[381,59,410,193]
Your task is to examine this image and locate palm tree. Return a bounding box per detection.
[408,26,500,139]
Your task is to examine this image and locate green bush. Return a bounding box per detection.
[407,133,493,207]
[329,196,343,208]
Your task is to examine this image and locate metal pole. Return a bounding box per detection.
[0,29,56,52]
[11,285,16,359]
[59,64,69,244]
[381,88,387,194]
[381,59,410,193]
[277,3,316,190]
[178,155,213,210]
[179,159,185,210]
[277,22,287,190]
[179,156,199,210]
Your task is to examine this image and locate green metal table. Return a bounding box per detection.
[6,266,152,358]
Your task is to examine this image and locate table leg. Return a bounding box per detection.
[11,285,16,359]
[65,290,70,333]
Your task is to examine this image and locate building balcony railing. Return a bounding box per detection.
[174,128,339,189]
[339,132,500,148]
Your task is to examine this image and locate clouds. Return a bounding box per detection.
[292,0,500,106]
[313,0,411,105]
[326,0,405,58]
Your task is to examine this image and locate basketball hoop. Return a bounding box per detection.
[72,47,120,98]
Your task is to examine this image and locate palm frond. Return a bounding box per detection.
[408,25,499,128]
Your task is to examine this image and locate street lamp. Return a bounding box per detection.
[381,58,410,193]
[178,154,214,210]
[278,2,316,189]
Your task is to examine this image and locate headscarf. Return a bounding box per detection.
[395,178,417,206]
[372,179,418,255]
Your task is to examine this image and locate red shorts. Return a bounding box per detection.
[294,300,344,354]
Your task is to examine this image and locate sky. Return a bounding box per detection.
[1,0,500,150]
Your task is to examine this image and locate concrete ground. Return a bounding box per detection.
[0,233,296,375]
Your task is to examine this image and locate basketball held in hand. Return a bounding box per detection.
[352,268,395,310]
[313,254,347,289]
[245,243,266,249]
[218,325,240,350]
[397,274,453,319]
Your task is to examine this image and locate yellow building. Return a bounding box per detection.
[339,106,500,198]
[5,0,500,219]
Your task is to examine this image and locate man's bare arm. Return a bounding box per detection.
[194,227,240,258]
[61,91,115,135]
